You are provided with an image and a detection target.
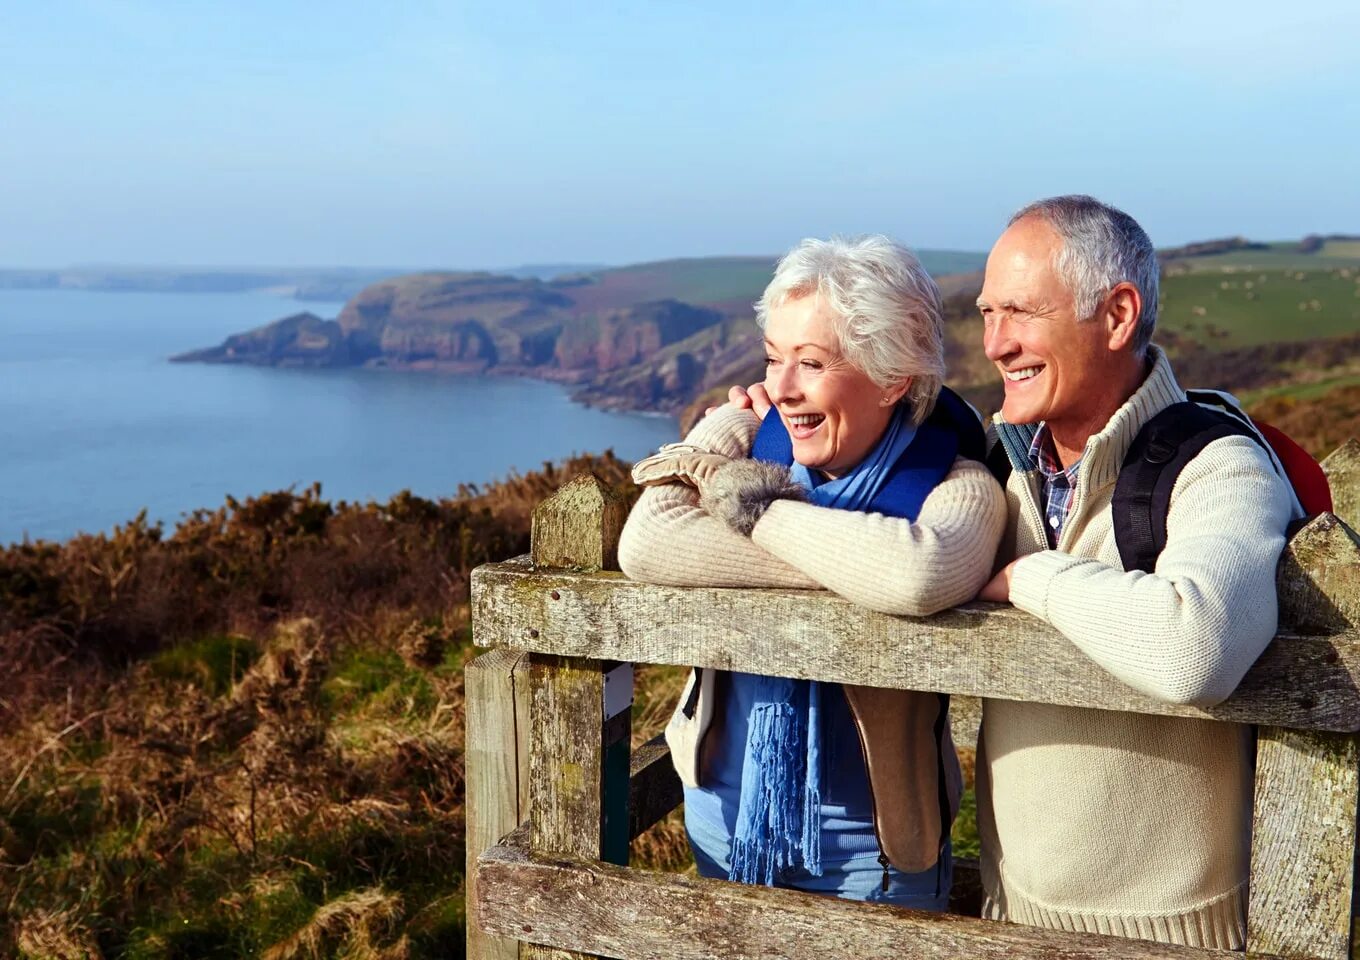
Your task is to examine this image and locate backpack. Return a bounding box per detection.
[988,390,1332,573]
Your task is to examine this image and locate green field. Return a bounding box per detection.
[1159,268,1360,348]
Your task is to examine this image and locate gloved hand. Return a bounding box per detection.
[631,443,732,491]
[700,459,806,536]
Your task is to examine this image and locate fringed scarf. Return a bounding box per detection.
[729,400,961,885]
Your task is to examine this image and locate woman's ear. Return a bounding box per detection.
[880,377,913,407]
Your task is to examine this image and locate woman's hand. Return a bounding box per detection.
[632,444,732,490]
[705,383,774,419]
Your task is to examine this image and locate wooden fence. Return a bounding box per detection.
[466,438,1360,960]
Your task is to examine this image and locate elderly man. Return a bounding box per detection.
[973,195,1298,948]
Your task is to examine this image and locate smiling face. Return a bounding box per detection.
[978,216,1136,458]
[762,293,906,479]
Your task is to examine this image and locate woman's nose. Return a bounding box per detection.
[765,363,800,404]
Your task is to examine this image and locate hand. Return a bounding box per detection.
[745,382,773,420]
[703,383,773,420]
[978,560,1018,603]
[631,444,731,490]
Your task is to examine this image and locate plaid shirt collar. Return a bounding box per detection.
[1028,423,1083,547]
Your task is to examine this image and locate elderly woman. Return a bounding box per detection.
[618,236,1006,909]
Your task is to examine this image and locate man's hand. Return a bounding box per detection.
[704,383,773,419]
[978,560,1018,603]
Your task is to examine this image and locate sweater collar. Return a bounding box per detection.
[992,345,1186,490]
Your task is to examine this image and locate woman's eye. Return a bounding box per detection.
[800,360,822,370]
[764,357,778,366]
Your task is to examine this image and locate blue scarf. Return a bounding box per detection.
[729,401,961,885]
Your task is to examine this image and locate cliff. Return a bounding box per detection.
[174,266,748,411]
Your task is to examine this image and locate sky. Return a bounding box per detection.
[1,0,1357,269]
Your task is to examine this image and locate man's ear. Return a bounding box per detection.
[1103,282,1142,352]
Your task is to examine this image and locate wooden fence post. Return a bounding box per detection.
[466,648,532,960]
[526,475,632,960]
[1322,438,1360,529]
[1248,512,1360,959]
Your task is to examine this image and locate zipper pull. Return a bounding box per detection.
[878,852,891,893]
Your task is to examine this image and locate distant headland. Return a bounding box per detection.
[169,238,1360,429]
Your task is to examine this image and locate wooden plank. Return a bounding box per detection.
[1248,513,1360,959]
[476,839,1280,960]
[1275,512,1360,636]
[1247,727,1360,959]
[628,735,682,840]
[466,648,531,960]
[1321,438,1360,528]
[526,655,631,960]
[950,695,981,752]
[472,559,1360,732]
[523,474,632,960]
[531,474,627,572]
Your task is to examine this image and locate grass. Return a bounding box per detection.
[150,634,260,697]
[0,455,637,960]
[1158,269,1360,348]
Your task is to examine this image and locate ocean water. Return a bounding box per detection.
[0,288,678,545]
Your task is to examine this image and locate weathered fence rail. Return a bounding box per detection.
[466,441,1360,960]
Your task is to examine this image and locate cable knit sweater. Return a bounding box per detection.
[978,348,1297,949]
[619,403,1006,616]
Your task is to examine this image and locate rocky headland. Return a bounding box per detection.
[172,261,788,413]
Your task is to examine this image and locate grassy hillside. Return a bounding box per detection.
[1158,268,1360,347]
[0,458,695,960]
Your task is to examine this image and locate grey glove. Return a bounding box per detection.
[700,459,806,536]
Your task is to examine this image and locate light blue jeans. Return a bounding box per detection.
[685,804,952,911]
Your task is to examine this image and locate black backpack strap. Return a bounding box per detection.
[1113,402,1265,573]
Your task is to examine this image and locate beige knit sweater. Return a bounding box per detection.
[618,404,1006,616]
[978,349,1297,949]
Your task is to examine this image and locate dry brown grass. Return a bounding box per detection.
[0,454,636,959]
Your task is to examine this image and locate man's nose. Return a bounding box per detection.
[983,316,1017,363]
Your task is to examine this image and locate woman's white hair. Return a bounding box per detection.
[754,235,945,425]
[1008,195,1159,355]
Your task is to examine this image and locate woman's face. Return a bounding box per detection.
[763,293,906,479]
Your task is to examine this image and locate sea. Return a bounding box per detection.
[0,288,679,545]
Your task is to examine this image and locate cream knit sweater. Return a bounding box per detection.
[978,349,1297,948]
[618,404,1006,616]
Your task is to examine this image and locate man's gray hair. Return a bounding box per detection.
[754,235,945,425]
[1009,195,1159,355]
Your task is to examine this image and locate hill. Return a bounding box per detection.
[173,239,1358,422]
[174,252,986,414]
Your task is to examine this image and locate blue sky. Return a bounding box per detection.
[1,0,1356,268]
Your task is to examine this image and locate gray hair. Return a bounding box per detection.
[754,235,945,425]
[1008,195,1159,355]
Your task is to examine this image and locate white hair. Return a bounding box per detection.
[1008,195,1160,355]
[754,235,945,425]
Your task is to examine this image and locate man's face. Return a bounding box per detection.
[978,217,1117,436]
